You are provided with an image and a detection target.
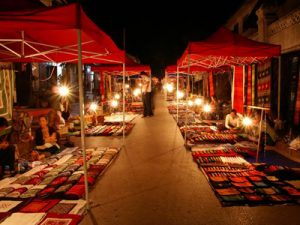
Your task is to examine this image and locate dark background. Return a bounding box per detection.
[78,0,245,77]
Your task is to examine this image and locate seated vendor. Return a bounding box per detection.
[225,109,242,130]
[0,117,16,175]
[35,115,60,155]
[247,111,277,146]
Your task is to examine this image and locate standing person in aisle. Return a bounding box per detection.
[141,71,153,117]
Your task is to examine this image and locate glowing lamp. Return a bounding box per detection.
[138,83,142,87]
[242,117,253,127]
[89,102,98,112]
[187,100,194,106]
[194,98,203,106]
[125,84,130,89]
[111,100,119,108]
[133,88,141,97]
[166,83,174,93]
[58,86,70,97]
[203,104,211,113]
[114,93,121,100]
[177,90,184,99]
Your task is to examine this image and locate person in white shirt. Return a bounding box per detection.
[225,109,242,130]
[141,71,153,117]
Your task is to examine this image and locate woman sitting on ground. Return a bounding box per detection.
[35,115,60,156]
[0,117,16,175]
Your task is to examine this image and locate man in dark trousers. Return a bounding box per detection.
[141,71,153,117]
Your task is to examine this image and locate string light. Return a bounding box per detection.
[203,104,211,113]
[177,90,184,99]
[133,88,141,97]
[188,100,194,106]
[242,116,253,126]
[114,93,121,100]
[111,100,119,108]
[166,83,174,92]
[89,102,98,112]
[194,98,203,106]
[58,86,70,97]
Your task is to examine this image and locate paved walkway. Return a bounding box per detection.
[78,93,299,225]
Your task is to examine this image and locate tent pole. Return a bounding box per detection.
[256,109,264,162]
[176,66,179,123]
[77,28,89,209]
[185,56,191,145]
[122,62,126,147]
[122,28,126,148]
[278,56,281,120]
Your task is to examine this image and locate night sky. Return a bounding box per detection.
[79,0,245,76]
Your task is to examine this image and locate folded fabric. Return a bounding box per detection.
[6,188,28,198]
[78,176,95,186]
[64,184,85,200]
[231,181,253,188]
[20,189,41,199]
[39,176,56,186]
[37,187,56,198]
[54,184,73,195]
[0,212,46,225]
[211,181,232,189]
[0,187,14,198]
[238,187,255,194]
[256,187,280,195]
[247,176,263,182]
[285,180,300,189]
[281,186,300,196]
[20,199,60,213]
[220,194,244,202]
[47,202,76,214]
[268,195,291,202]
[60,199,87,215]
[49,176,69,187]
[266,176,279,182]
[34,170,49,178]
[215,188,240,196]
[244,194,264,202]
[64,164,81,173]
[252,181,269,187]
[57,171,72,177]
[38,213,82,225]
[0,201,22,213]
[67,174,82,184]
[229,177,248,183]
[209,176,229,182]
[25,177,42,186]
[12,176,32,185]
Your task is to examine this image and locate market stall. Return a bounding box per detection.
[0,3,126,212]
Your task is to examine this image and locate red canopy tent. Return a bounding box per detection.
[177,27,281,113]
[92,57,151,76]
[0,3,126,207]
[177,27,280,69]
[0,3,125,64]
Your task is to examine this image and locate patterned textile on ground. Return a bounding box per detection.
[104,113,138,123]
[181,126,241,146]
[192,146,300,206]
[0,147,120,224]
[128,102,143,114]
[83,123,135,136]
